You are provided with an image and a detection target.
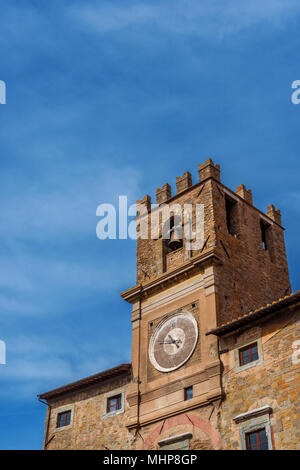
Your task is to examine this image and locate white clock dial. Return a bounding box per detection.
[149,312,198,372]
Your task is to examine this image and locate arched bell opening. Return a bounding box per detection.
[164,215,183,253]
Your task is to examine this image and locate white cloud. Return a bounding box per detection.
[0,161,141,241]
[0,294,39,316]
[0,333,130,400]
[77,3,156,33]
[71,0,300,38]
[2,358,72,381]
[0,242,136,318]
[0,158,141,318]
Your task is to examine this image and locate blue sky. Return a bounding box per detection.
[0,0,299,449]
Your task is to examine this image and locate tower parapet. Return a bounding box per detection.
[156,183,171,205]
[132,159,291,326]
[176,171,192,194]
[267,204,282,225]
[236,184,253,205]
[198,158,221,183]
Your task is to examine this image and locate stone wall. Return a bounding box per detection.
[43,305,300,450]
[218,306,300,450]
[45,374,133,450]
[136,409,222,450]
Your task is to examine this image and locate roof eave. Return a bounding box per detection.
[206,292,300,337]
[38,363,131,401]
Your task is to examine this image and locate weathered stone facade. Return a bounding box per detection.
[39,161,299,450]
[135,159,290,325]
[219,306,300,450]
[40,366,133,450]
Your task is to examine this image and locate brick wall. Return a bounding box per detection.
[211,178,291,324]
[135,161,291,326]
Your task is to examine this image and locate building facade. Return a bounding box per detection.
[39,160,300,450]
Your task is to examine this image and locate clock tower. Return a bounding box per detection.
[121,159,291,450]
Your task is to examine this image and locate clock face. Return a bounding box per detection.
[149,312,198,372]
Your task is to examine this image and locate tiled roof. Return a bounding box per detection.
[38,363,131,400]
[206,291,300,337]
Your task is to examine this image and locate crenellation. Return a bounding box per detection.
[136,194,151,214]
[176,171,192,194]
[267,204,282,225]
[136,161,291,323]
[236,184,253,205]
[198,158,221,183]
[156,183,171,205]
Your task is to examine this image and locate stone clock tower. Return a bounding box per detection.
[120,159,291,449]
[39,159,298,450]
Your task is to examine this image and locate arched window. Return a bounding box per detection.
[164,215,183,252]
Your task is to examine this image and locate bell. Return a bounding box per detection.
[168,230,183,251]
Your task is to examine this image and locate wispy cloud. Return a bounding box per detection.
[71,0,300,38]
[0,160,141,241]
[0,333,130,400]
[0,159,141,318]
[0,0,299,449]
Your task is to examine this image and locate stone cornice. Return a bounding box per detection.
[233,406,273,424]
[126,389,224,430]
[120,250,222,304]
[127,362,222,407]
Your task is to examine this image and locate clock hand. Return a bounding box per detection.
[169,334,183,345]
[159,338,183,347]
[168,334,175,343]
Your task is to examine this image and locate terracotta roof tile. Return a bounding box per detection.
[206,291,300,337]
[38,363,131,400]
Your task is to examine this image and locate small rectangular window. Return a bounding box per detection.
[184,386,193,401]
[246,428,269,450]
[225,198,237,236]
[107,394,122,413]
[57,410,71,428]
[260,221,269,250]
[239,342,259,366]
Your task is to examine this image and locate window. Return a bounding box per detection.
[260,221,269,250]
[239,342,259,366]
[159,433,192,450]
[233,405,273,450]
[225,197,237,236]
[107,394,122,413]
[165,215,183,252]
[246,428,269,450]
[103,388,125,419]
[54,405,74,431]
[56,410,71,428]
[234,338,263,372]
[184,386,193,401]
